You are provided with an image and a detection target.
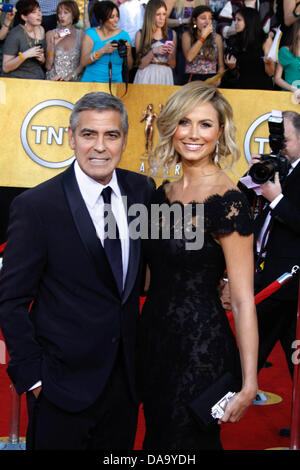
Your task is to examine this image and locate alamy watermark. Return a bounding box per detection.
[103,197,204,251]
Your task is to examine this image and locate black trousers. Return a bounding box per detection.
[26,349,138,450]
[257,297,298,378]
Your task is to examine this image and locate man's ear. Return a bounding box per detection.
[68,126,75,150]
[122,133,128,153]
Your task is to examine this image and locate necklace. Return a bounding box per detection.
[22,25,40,47]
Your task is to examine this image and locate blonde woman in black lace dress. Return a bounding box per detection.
[138,81,258,450]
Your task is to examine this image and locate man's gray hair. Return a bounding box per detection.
[70,92,129,134]
[283,110,300,133]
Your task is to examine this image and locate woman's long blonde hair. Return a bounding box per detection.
[136,0,169,64]
[150,82,240,171]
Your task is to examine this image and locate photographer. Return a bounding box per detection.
[80,1,132,84]
[239,111,300,379]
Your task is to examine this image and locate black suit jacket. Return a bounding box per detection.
[240,162,300,301]
[0,164,155,412]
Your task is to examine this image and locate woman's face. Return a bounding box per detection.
[23,6,42,26]
[194,11,212,31]
[172,101,222,166]
[58,6,73,27]
[234,13,245,33]
[104,8,119,30]
[155,6,167,29]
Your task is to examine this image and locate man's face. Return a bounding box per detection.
[68,109,127,185]
[283,117,300,163]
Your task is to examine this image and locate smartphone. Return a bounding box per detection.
[1,4,14,12]
[165,40,173,46]
[58,28,71,38]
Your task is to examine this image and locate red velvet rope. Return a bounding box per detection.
[290,277,300,450]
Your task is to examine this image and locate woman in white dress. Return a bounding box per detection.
[134,0,176,85]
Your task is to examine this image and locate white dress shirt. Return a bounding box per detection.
[74,161,130,287]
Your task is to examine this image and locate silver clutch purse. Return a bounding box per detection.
[211,391,236,419]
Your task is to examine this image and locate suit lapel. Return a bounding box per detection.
[62,165,119,297]
[116,169,141,305]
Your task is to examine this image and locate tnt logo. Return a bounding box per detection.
[244,112,274,162]
[20,99,75,168]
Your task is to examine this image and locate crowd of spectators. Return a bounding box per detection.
[0,0,299,92]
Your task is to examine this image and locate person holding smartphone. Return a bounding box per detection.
[45,0,83,81]
[0,4,16,41]
[133,0,176,85]
[2,0,46,79]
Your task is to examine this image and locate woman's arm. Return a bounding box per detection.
[2,46,44,73]
[182,23,213,63]
[216,33,225,74]
[182,31,204,63]
[167,30,177,68]
[0,9,15,41]
[80,31,117,68]
[135,30,155,69]
[274,60,297,91]
[218,231,258,423]
[262,36,275,76]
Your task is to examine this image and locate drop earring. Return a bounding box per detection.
[214,140,219,164]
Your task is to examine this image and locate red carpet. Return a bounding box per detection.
[0,329,293,450]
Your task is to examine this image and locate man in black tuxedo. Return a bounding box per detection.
[0,92,155,450]
[240,110,300,378]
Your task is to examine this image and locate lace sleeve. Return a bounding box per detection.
[206,189,253,237]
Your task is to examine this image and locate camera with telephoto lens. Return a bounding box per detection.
[248,111,291,184]
[111,39,127,58]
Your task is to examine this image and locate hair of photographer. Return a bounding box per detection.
[80,0,132,83]
[2,0,46,79]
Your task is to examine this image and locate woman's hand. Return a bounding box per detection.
[36,47,45,63]
[4,8,16,25]
[22,46,44,60]
[224,53,237,69]
[166,41,175,55]
[218,385,257,424]
[200,22,213,40]
[153,44,169,56]
[104,41,119,54]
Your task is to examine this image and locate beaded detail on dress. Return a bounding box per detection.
[137,182,253,449]
[46,29,81,81]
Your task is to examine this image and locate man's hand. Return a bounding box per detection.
[32,385,42,399]
[260,172,282,202]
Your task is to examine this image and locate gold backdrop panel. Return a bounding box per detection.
[0,79,298,188]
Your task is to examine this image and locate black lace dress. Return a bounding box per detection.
[137,183,253,450]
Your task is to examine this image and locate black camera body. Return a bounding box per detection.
[249,111,291,184]
[111,39,127,58]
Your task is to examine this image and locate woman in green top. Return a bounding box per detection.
[274,18,300,98]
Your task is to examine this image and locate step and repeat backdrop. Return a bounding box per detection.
[0,78,299,189]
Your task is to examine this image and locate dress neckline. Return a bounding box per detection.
[160,180,242,206]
